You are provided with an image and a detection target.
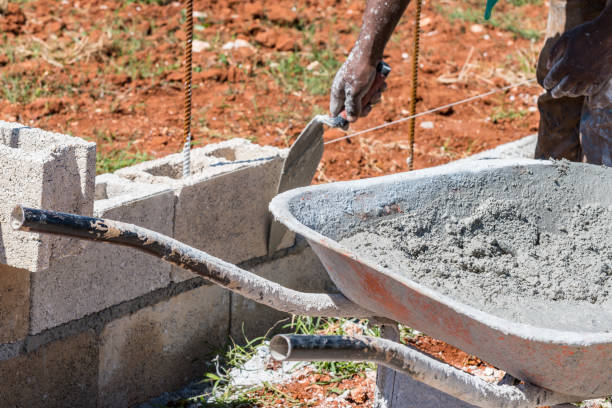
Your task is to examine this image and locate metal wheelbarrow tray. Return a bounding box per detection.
[269,158,612,399]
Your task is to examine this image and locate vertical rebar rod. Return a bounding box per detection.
[182,0,194,178]
[407,0,422,171]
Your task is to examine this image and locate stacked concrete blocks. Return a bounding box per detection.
[28,174,176,333]
[0,122,326,407]
[116,138,293,281]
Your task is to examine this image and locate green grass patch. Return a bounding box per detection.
[491,106,527,123]
[265,48,341,96]
[506,0,542,6]
[0,74,69,104]
[185,317,379,407]
[440,5,541,40]
[96,143,153,174]
[283,316,380,380]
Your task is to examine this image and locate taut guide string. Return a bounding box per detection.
[324,78,537,146]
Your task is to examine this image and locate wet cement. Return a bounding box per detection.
[340,198,612,332]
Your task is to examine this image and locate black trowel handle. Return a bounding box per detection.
[334,61,391,129]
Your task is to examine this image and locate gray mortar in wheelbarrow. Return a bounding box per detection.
[10,158,612,408]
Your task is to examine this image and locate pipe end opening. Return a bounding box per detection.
[10,205,25,231]
[270,335,291,361]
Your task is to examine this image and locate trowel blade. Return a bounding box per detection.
[268,117,325,254]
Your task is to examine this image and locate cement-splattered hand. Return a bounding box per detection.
[330,49,385,122]
[329,0,409,122]
[543,8,612,98]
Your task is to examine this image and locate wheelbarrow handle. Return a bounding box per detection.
[11,205,375,319]
[270,334,582,408]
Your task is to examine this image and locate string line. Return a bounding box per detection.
[324,77,537,145]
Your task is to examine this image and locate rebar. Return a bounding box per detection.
[407,0,423,170]
[182,0,194,178]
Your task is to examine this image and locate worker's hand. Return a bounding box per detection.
[330,47,386,122]
[543,16,612,98]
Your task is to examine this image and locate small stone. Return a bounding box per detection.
[420,121,434,129]
[470,24,484,33]
[306,61,320,71]
[402,52,410,60]
[193,11,208,18]
[192,40,211,53]
[222,39,253,51]
[483,34,491,40]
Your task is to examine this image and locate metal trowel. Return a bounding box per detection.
[267,61,391,254]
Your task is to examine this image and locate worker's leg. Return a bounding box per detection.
[535,0,607,161]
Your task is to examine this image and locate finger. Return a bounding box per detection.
[543,58,569,90]
[344,85,362,122]
[546,36,568,70]
[550,75,571,99]
[569,82,588,97]
[330,69,346,116]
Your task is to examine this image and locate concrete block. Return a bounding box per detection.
[0,263,29,343]
[116,139,292,282]
[29,174,174,334]
[0,330,99,408]
[230,244,337,340]
[98,284,230,408]
[0,121,96,271]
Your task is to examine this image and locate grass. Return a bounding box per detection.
[95,135,154,174]
[440,5,541,40]
[265,48,341,96]
[0,74,70,104]
[490,105,527,123]
[181,316,379,407]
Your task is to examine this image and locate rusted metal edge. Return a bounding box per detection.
[11,205,375,319]
[269,334,582,408]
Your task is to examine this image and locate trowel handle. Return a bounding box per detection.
[335,61,391,129]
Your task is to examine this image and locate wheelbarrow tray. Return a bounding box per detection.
[269,158,612,398]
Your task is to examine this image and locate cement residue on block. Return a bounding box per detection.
[338,162,612,332]
[0,121,96,271]
[116,138,292,281]
[28,174,175,334]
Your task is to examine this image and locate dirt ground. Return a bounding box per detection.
[1,0,543,180]
[0,1,562,406]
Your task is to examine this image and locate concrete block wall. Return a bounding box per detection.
[0,121,328,407]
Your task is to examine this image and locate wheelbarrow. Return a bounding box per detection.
[10,158,612,408]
